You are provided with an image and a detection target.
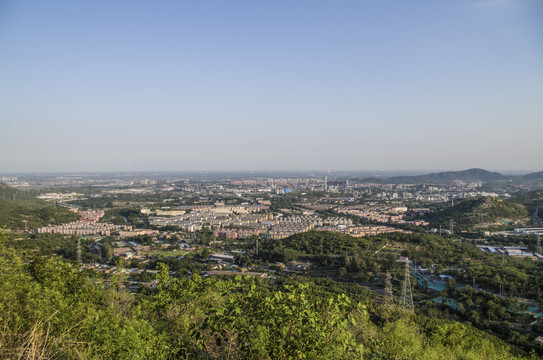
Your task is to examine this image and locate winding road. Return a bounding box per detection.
[533,208,542,224]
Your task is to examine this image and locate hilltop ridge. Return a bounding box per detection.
[429,196,529,231]
[361,168,543,185]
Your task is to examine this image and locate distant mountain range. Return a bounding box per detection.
[362,168,543,184]
[522,171,543,181]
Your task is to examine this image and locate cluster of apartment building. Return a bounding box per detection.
[316,225,408,237]
[145,204,269,214]
[261,215,353,240]
[36,192,84,201]
[117,229,159,238]
[36,221,132,236]
[452,180,483,188]
[148,210,360,240]
[78,210,105,222]
[263,223,315,240]
[35,209,122,235]
[350,181,495,203]
[148,206,273,232]
[297,204,337,211]
[335,205,429,226]
[230,178,309,187]
[0,176,17,182]
[138,179,169,185]
[213,229,263,239]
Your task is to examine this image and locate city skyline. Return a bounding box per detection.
[1,0,542,172]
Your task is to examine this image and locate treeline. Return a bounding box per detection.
[0,243,534,359]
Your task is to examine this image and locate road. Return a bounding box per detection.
[533,208,542,224]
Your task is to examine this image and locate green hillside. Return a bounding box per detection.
[511,190,543,223]
[522,171,543,181]
[363,168,508,184]
[0,199,79,230]
[393,168,506,184]
[429,196,529,231]
[0,184,79,230]
[0,243,532,360]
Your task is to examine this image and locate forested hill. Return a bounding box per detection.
[523,171,543,180]
[0,241,532,360]
[362,168,506,184]
[360,168,543,185]
[429,196,529,231]
[392,168,506,183]
[512,190,543,218]
[0,189,79,230]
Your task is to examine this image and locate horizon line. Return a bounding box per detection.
[0,168,541,176]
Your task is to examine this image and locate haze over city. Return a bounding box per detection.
[1,0,542,173]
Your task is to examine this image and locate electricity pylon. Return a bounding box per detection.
[399,257,414,312]
[384,271,394,307]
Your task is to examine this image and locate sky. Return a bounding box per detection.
[1,0,542,173]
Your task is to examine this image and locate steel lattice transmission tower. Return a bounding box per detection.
[399,257,414,312]
[384,271,394,307]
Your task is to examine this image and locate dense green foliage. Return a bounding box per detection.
[452,256,543,300]
[0,199,79,230]
[4,232,101,263]
[102,208,151,228]
[259,230,543,301]
[512,191,543,222]
[0,232,534,359]
[155,268,365,359]
[259,231,394,280]
[430,197,529,231]
[255,230,543,352]
[1,182,541,359]
[69,191,187,209]
[260,231,485,279]
[0,247,170,359]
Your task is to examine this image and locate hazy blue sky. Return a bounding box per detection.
[1,0,542,173]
